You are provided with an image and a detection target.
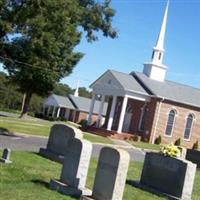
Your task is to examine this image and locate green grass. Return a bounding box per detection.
[0,116,113,144]
[1,151,200,200]
[129,141,161,151]
[83,132,113,144]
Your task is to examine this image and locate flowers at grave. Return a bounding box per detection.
[161,143,181,158]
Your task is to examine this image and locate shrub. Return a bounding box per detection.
[154,135,162,145]
[174,138,181,146]
[192,141,199,150]
[80,119,88,129]
[132,135,139,142]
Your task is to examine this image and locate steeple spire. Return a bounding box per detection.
[155,0,169,51]
[74,80,79,97]
[143,0,169,82]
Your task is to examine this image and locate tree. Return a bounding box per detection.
[75,87,91,98]
[53,83,73,96]
[0,0,117,118]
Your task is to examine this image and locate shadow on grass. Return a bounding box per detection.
[0,127,16,137]
[31,179,49,189]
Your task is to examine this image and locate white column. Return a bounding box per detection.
[96,95,105,128]
[57,107,61,118]
[107,96,117,131]
[52,106,56,118]
[88,94,96,125]
[117,96,128,133]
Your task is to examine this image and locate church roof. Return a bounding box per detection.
[48,94,74,109]
[133,72,200,108]
[69,94,108,115]
[109,70,149,96]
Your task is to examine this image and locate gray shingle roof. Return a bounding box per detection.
[69,95,108,115]
[133,72,200,108]
[109,70,149,96]
[51,94,75,109]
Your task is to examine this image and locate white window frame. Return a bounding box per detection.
[183,113,195,141]
[164,109,177,137]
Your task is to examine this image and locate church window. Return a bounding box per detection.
[165,109,176,136]
[184,114,194,140]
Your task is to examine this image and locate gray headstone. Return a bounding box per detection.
[0,148,12,164]
[186,149,200,168]
[39,124,83,163]
[81,147,130,200]
[50,138,92,197]
[140,152,196,200]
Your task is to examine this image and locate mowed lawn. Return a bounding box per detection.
[1,151,200,200]
[0,116,113,144]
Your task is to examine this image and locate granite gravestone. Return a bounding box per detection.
[81,147,130,200]
[0,148,12,164]
[39,124,82,163]
[50,138,92,197]
[140,152,196,200]
[186,149,200,168]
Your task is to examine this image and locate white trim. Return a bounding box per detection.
[183,113,195,141]
[164,109,177,137]
[88,94,96,125]
[151,98,164,144]
[96,95,105,127]
[107,96,117,131]
[117,96,128,133]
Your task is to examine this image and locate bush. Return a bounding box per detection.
[80,119,88,129]
[192,141,199,150]
[132,135,139,142]
[154,135,162,145]
[174,138,181,146]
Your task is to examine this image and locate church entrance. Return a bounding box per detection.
[122,104,133,133]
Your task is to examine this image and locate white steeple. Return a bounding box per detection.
[74,80,79,97]
[143,0,169,82]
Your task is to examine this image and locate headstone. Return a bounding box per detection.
[186,149,200,168]
[0,148,12,164]
[139,152,196,200]
[81,147,130,200]
[50,138,92,197]
[39,124,83,163]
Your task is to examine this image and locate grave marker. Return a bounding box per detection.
[50,138,92,197]
[81,147,130,200]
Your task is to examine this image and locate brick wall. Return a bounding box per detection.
[150,99,200,148]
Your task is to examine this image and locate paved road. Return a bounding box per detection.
[0,134,145,162]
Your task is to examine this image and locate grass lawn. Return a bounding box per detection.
[129,141,161,151]
[0,116,113,144]
[1,151,200,200]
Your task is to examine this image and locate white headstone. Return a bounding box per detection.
[50,138,92,197]
[81,147,130,200]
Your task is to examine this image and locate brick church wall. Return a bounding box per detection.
[150,99,200,148]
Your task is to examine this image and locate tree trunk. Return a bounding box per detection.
[20,91,32,119]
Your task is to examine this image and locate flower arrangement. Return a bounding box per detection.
[161,143,181,158]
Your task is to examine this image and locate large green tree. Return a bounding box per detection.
[0,0,116,118]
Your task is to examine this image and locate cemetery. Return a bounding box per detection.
[1,123,200,200]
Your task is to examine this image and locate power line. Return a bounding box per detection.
[0,55,59,73]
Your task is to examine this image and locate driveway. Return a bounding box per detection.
[0,133,145,162]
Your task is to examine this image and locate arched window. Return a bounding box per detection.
[184,114,194,140]
[165,109,176,136]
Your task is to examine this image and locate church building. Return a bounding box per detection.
[87,1,200,148]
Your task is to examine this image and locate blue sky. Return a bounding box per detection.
[1,0,200,90]
[62,0,200,90]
